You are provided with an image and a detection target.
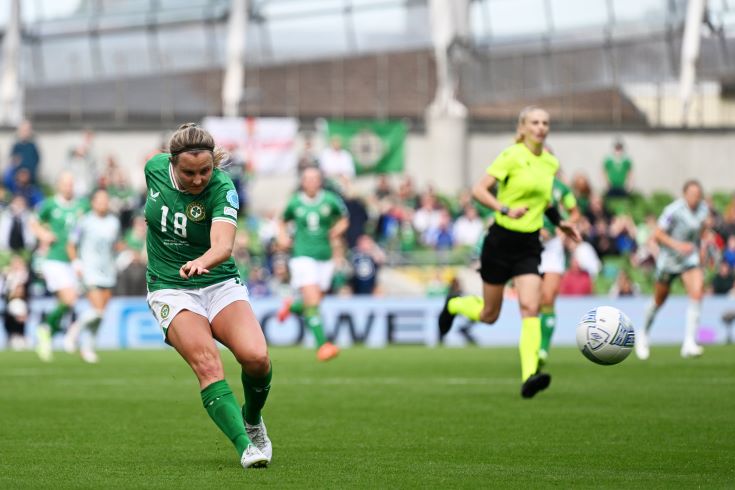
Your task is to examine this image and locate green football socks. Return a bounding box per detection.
[201,380,251,457]
[304,306,327,347]
[447,296,483,322]
[241,365,272,426]
[46,303,71,335]
[289,299,304,316]
[519,317,541,381]
[539,306,555,354]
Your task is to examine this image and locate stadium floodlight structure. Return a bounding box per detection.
[0,0,22,126]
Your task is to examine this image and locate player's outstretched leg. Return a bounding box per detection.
[201,379,268,469]
[681,299,704,358]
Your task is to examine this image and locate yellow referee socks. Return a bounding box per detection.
[519,317,541,381]
[447,296,483,322]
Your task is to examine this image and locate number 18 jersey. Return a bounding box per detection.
[144,153,240,292]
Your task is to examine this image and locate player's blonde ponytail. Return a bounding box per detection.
[168,122,227,168]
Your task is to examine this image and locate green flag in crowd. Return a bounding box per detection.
[326,120,406,175]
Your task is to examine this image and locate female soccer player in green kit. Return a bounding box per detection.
[144,123,272,469]
[31,172,87,362]
[438,106,579,398]
[276,167,349,361]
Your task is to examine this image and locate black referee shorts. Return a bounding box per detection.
[479,223,542,285]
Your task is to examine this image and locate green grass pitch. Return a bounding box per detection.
[1,345,733,488]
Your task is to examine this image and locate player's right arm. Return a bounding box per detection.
[474,149,528,219]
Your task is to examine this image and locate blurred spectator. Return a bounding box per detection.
[330,240,352,296]
[7,120,40,186]
[452,205,484,247]
[571,172,593,215]
[2,255,30,350]
[397,176,418,209]
[7,168,44,208]
[413,192,442,235]
[711,262,735,295]
[632,214,659,267]
[232,229,251,282]
[701,227,724,270]
[723,235,735,268]
[350,235,385,295]
[609,269,640,297]
[297,135,319,176]
[0,195,36,252]
[609,215,637,255]
[221,143,251,216]
[585,194,611,227]
[267,256,291,298]
[319,136,355,181]
[559,257,593,296]
[115,215,148,296]
[423,209,454,250]
[374,175,393,201]
[603,139,632,197]
[67,129,97,198]
[398,210,418,252]
[247,266,271,298]
[342,181,369,249]
[106,160,142,231]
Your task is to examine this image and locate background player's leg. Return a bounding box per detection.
[680,268,705,357]
[638,281,670,360]
[539,272,562,362]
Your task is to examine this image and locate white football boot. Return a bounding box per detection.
[680,342,703,358]
[246,418,272,462]
[240,444,268,469]
[635,330,650,360]
[63,321,81,353]
[35,324,53,362]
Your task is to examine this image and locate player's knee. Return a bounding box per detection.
[480,309,499,325]
[241,350,270,377]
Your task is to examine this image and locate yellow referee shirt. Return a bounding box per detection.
[486,143,558,233]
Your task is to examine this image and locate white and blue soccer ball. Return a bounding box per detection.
[576,306,635,365]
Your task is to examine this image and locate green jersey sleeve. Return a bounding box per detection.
[210,179,239,226]
[328,191,349,219]
[283,197,297,222]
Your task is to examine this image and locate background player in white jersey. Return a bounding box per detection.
[636,180,709,359]
[66,189,121,363]
[144,123,272,469]
[30,172,87,361]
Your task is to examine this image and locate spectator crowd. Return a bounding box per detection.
[2,124,734,349]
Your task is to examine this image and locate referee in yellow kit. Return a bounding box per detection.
[439,106,580,398]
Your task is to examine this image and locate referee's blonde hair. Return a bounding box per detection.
[514,105,549,144]
[168,122,227,168]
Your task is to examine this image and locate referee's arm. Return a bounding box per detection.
[471,174,527,219]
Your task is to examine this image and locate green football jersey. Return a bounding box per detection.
[37,196,88,262]
[144,153,240,291]
[283,190,348,260]
[542,178,577,235]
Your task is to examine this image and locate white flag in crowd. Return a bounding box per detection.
[202,116,298,174]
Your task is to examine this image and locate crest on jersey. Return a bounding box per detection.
[186,201,206,222]
[160,304,170,319]
[226,189,239,209]
[320,204,331,216]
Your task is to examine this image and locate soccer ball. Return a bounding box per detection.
[576,306,635,365]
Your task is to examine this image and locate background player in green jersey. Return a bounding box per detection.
[30,172,87,362]
[276,167,349,362]
[538,174,579,366]
[144,123,272,469]
[438,106,579,398]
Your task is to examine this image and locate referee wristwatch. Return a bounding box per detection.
[499,206,510,216]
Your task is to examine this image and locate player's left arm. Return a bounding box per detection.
[180,221,235,279]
